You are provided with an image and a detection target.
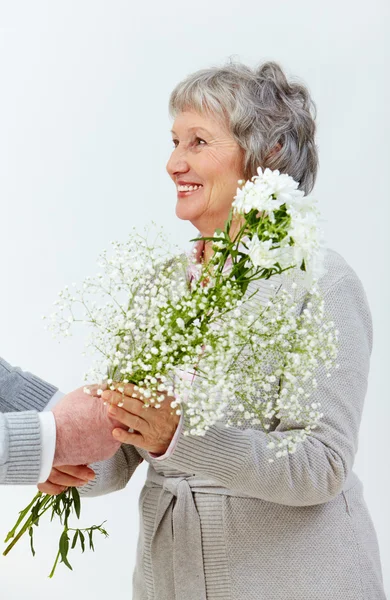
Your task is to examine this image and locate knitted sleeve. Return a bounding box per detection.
[79,444,144,497]
[0,358,58,484]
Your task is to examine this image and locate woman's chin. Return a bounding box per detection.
[175,200,202,222]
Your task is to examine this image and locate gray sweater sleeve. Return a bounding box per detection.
[0,358,58,484]
[79,445,144,497]
[155,259,373,507]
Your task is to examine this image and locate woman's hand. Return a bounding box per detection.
[37,465,96,496]
[101,384,181,456]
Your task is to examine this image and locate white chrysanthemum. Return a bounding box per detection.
[230,167,326,288]
[260,167,305,205]
[246,236,287,269]
[232,179,282,216]
[232,167,305,218]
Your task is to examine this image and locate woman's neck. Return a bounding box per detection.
[198,217,243,264]
[201,240,214,264]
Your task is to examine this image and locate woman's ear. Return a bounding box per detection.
[266,142,282,160]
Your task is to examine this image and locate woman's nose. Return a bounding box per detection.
[166,148,190,177]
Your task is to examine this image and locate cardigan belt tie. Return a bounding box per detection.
[145,464,255,600]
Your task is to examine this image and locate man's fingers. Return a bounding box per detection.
[38,466,96,495]
[55,464,96,481]
[48,467,93,488]
[37,481,67,496]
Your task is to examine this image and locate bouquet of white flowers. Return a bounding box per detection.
[3,167,338,576]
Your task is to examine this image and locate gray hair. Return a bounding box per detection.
[168,58,318,194]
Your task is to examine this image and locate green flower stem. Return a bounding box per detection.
[3,491,42,543]
[48,548,61,579]
[3,493,53,555]
[4,487,109,577]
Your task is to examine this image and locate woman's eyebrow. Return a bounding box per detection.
[170,126,212,136]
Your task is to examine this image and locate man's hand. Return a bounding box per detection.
[52,386,128,466]
[38,465,96,496]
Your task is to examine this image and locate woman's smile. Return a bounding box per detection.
[177,185,203,198]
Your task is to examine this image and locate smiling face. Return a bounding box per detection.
[166,109,245,238]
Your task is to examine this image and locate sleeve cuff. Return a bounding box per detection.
[43,390,64,411]
[145,406,250,486]
[37,411,56,483]
[10,370,58,412]
[3,412,42,484]
[148,411,184,461]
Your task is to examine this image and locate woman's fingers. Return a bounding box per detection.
[101,382,144,404]
[112,428,145,446]
[108,405,148,433]
[110,382,139,397]
[102,389,124,405]
[103,390,147,415]
[102,388,141,407]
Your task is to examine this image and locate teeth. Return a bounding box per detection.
[178,184,203,191]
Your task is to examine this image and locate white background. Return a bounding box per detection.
[0,0,388,597]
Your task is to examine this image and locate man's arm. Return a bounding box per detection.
[0,357,59,484]
[0,356,131,487]
[0,358,58,413]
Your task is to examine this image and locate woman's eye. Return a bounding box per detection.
[171,137,206,148]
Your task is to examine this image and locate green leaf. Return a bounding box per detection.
[79,531,85,553]
[88,530,95,551]
[71,487,81,519]
[71,530,79,549]
[98,522,109,537]
[31,498,40,516]
[59,530,68,560]
[59,530,73,571]
[29,527,35,557]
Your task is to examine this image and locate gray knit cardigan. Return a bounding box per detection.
[80,248,386,600]
[0,358,57,484]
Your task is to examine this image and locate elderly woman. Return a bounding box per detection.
[45,60,386,599]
